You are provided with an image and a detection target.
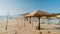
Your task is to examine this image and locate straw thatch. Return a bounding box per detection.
[24,10,56,30]
[56,15,60,18]
[25,10,55,18]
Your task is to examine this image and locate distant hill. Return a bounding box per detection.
[20,12,60,16]
[52,13,60,15]
[22,13,60,15]
[55,13,60,15]
[21,13,30,16]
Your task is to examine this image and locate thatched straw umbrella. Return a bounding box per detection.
[56,15,60,18]
[25,10,55,30]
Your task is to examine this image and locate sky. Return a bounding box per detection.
[0,0,60,16]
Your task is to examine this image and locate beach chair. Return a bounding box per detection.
[40,31,42,34]
[50,31,56,34]
[42,31,48,34]
[48,31,56,34]
[48,31,52,34]
[36,26,37,30]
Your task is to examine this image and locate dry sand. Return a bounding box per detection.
[0,17,60,34]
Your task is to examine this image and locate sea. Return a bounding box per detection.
[0,15,19,20]
[0,16,7,20]
[0,15,60,24]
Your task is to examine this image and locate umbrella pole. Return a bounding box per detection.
[27,18,28,22]
[47,17,50,25]
[29,17,31,23]
[37,17,41,30]
[24,18,26,27]
[6,12,9,30]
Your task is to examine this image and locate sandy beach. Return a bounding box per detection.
[0,17,60,34]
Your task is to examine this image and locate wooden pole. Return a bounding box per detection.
[6,12,9,30]
[37,17,41,30]
[29,17,31,23]
[24,18,26,27]
[25,18,28,22]
[17,17,19,29]
[47,17,50,25]
[27,18,28,21]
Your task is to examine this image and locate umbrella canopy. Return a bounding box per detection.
[24,10,56,30]
[25,10,55,17]
[56,15,60,18]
